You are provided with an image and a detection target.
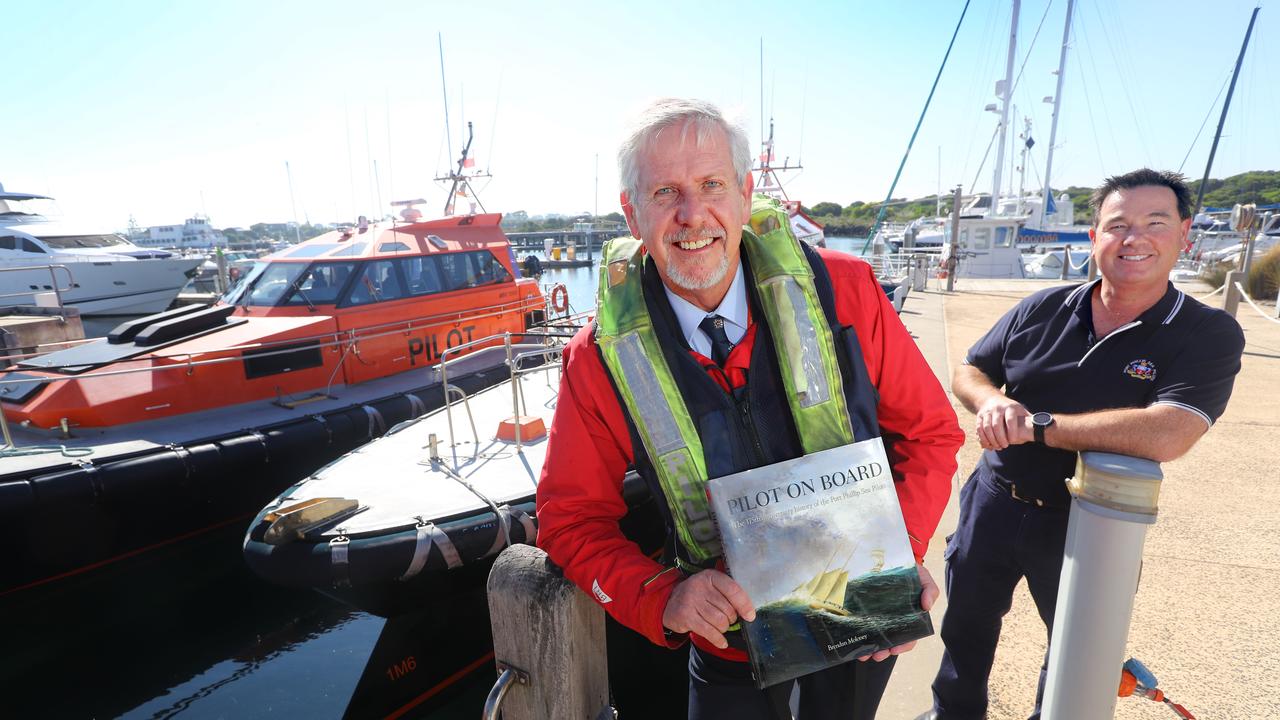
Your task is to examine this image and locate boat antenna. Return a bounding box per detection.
[436,121,488,216]
[1193,5,1260,214]
[759,38,764,150]
[863,0,972,252]
[1039,0,1076,229]
[285,161,302,244]
[438,32,454,170]
[385,90,395,213]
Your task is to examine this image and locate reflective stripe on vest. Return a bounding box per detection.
[594,195,856,563]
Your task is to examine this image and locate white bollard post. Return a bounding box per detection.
[1042,452,1163,720]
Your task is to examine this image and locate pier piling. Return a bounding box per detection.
[485,543,611,720]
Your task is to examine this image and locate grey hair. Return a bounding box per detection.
[617,98,752,202]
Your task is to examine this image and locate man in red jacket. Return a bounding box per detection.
[536,97,962,719]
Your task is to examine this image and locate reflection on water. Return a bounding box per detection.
[1,523,490,719]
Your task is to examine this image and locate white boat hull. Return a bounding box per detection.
[0,257,201,314]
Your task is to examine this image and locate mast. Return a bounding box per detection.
[1194,6,1260,213]
[1039,0,1076,229]
[990,0,1020,218]
[1017,117,1032,216]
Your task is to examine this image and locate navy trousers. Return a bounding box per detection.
[688,644,896,720]
[930,470,1070,720]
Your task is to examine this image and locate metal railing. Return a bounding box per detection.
[435,330,572,466]
[0,264,75,308]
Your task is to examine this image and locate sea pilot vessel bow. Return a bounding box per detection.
[0,207,556,596]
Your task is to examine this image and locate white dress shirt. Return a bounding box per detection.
[660,262,748,359]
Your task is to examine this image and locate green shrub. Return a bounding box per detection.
[1200,261,1233,291]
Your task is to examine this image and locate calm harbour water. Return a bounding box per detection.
[19,236,866,719]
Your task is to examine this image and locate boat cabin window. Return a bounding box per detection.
[281,262,356,306]
[0,236,15,251]
[970,228,992,250]
[994,227,1014,247]
[39,234,130,249]
[345,259,408,306]
[436,250,512,292]
[401,256,445,296]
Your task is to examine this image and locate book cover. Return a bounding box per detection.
[706,438,933,688]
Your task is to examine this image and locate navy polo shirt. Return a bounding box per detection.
[966,279,1244,503]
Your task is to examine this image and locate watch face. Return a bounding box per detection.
[1033,412,1052,427]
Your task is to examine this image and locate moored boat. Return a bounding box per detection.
[0,183,204,315]
[0,208,559,596]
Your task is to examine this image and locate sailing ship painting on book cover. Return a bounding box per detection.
[706,438,933,688]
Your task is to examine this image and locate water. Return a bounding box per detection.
[2,522,493,719]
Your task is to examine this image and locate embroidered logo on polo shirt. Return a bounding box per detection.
[1124,359,1157,381]
[592,579,613,604]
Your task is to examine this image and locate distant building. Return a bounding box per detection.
[139,216,227,249]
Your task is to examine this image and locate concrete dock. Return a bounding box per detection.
[880,278,1280,720]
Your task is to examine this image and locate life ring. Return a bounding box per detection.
[550,284,569,314]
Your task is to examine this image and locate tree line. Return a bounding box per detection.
[801,170,1280,234]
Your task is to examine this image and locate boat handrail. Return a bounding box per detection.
[1,297,550,384]
[436,330,568,464]
[0,264,75,307]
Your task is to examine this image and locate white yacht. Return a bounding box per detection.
[0,184,203,315]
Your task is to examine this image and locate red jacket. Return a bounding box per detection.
[536,249,963,649]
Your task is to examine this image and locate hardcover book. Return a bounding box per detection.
[706,438,933,688]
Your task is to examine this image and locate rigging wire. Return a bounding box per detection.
[1070,45,1109,178]
[1009,0,1055,137]
[864,0,973,251]
[959,2,1004,191]
[487,68,504,175]
[1087,0,1153,167]
[1178,72,1232,174]
[1074,14,1121,174]
[968,125,1000,195]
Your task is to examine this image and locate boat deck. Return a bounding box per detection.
[274,360,560,536]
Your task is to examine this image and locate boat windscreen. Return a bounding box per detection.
[39,234,131,249]
[232,262,308,307]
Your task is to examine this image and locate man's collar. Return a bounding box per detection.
[661,262,748,346]
[1068,279,1183,326]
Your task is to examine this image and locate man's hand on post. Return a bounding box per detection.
[662,570,756,650]
[974,394,1033,450]
[858,563,939,662]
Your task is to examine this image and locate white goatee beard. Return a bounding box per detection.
[665,252,730,291]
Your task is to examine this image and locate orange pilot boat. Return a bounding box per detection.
[0,206,565,597]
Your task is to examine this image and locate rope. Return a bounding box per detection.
[1066,249,1092,270]
[1235,282,1280,324]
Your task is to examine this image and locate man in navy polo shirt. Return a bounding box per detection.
[925,169,1245,720]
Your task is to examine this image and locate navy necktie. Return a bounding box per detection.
[698,314,735,366]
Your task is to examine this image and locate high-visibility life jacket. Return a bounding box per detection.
[594,195,881,566]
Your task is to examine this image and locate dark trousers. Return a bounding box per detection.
[930,470,1069,720]
[688,645,895,720]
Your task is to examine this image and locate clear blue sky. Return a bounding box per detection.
[4,0,1275,229]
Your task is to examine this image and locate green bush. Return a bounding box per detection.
[1200,261,1234,291]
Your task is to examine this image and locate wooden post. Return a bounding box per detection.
[946,185,961,292]
[485,543,611,720]
[1060,245,1070,281]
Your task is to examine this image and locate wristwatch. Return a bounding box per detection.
[1032,412,1055,444]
